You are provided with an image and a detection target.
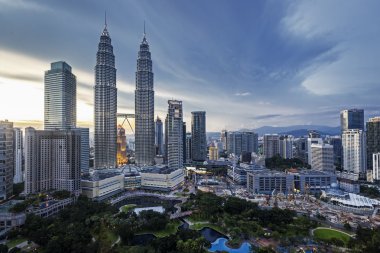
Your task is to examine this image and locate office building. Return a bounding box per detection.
[0,120,13,200]
[183,122,186,163]
[117,125,128,166]
[140,166,184,191]
[342,129,366,178]
[327,136,342,165]
[294,137,307,163]
[166,100,183,170]
[185,133,192,163]
[373,153,380,181]
[366,117,380,170]
[77,128,89,174]
[191,111,206,162]
[263,134,280,159]
[311,144,334,173]
[44,61,76,130]
[279,135,293,159]
[13,128,23,183]
[94,21,117,169]
[155,117,163,156]
[24,127,81,195]
[227,131,258,157]
[340,109,364,132]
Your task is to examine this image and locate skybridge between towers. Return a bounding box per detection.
[117,113,135,134]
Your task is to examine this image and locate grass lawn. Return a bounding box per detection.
[121,204,137,213]
[137,219,182,238]
[187,215,208,223]
[313,227,352,245]
[6,237,27,248]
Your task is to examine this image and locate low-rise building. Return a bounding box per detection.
[140,166,184,191]
[0,201,26,235]
[120,165,142,189]
[81,170,124,201]
[30,197,74,218]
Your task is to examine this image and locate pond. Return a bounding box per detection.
[200,227,228,243]
[209,238,252,253]
[132,233,156,245]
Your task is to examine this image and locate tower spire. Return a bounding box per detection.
[105,11,107,27]
[144,20,146,36]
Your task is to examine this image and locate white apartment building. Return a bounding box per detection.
[373,153,380,181]
[311,144,334,173]
[13,128,23,183]
[342,129,366,178]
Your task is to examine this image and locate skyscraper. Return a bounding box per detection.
[227,131,258,157]
[44,61,76,130]
[183,122,187,163]
[135,30,155,166]
[279,135,293,159]
[263,134,280,159]
[185,133,192,163]
[94,20,117,169]
[25,127,81,195]
[191,111,206,162]
[0,120,13,200]
[311,144,334,173]
[366,117,380,171]
[340,109,364,132]
[221,130,228,152]
[155,117,163,156]
[13,128,23,183]
[78,128,90,174]
[166,100,183,170]
[342,129,366,178]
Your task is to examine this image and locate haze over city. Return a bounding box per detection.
[1,0,380,132]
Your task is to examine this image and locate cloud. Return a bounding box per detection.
[253,114,282,120]
[234,92,251,96]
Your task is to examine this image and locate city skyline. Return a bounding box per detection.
[1,0,380,132]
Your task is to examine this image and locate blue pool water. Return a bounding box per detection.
[209,238,252,253]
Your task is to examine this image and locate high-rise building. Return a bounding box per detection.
[294,137,307,163]
[366,117,380,171]
[209,146,218,161]
[185,133,192,163]
[117,125,128,166]
[227,131,258,157]
[311,144,334,173]
[327,136,342,166]
[307,137,323,165]
[13,128,23,183]
[308,130,321,139]
[78,128,89,174]
[44,61,76,130]
[0,120,13,200]
[155,117,163,156]
[135,31,155,166]
[166,100,183,170]
[183,122,186,163]
[191,111,206,162]
[340,109,364,132]
[24,127,81,195]
[373,153,380,181]
[279,135,293,159]
[94,21,117,169]
[221,130,228,151]
[342,129,366,178]
[263,134,280,159]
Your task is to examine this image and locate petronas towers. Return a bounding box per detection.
[94,22,117,169]
[94,20,155,168]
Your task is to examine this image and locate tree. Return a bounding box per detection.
[0,245,8,253]
[344,222,352,231]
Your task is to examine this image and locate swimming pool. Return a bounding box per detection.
[209,238,252,253]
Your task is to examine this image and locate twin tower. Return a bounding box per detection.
[94,22,154,169]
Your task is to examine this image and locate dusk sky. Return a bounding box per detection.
[1,0,379,132]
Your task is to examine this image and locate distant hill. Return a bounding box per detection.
[253,125,340,137]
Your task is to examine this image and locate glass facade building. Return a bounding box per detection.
[191,111,207,162]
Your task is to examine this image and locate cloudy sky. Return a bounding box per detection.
[0,0,379,132]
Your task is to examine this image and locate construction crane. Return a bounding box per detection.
[117,113,135,134]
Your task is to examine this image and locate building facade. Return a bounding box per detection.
[166,100,183,170]
[44,61,76,130]
[263,134,280,159]
[342,129,366,178]
[340,109,364,132]
[366,117,380,170]
[227,131,258,157]
[373,153,380,181]
[191,111,206,162]
[117,125,128,166]
[0,120,13,200]
[185,133,192,163]
[94,22,117,169]
[13,128,23,183]
[78,128,89,174]
[209,146,218,161]
[24,127,81,195]
[307,137,323,165]
[279,135,293,159]
[310,144,334,173]
[155,117,163,156]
